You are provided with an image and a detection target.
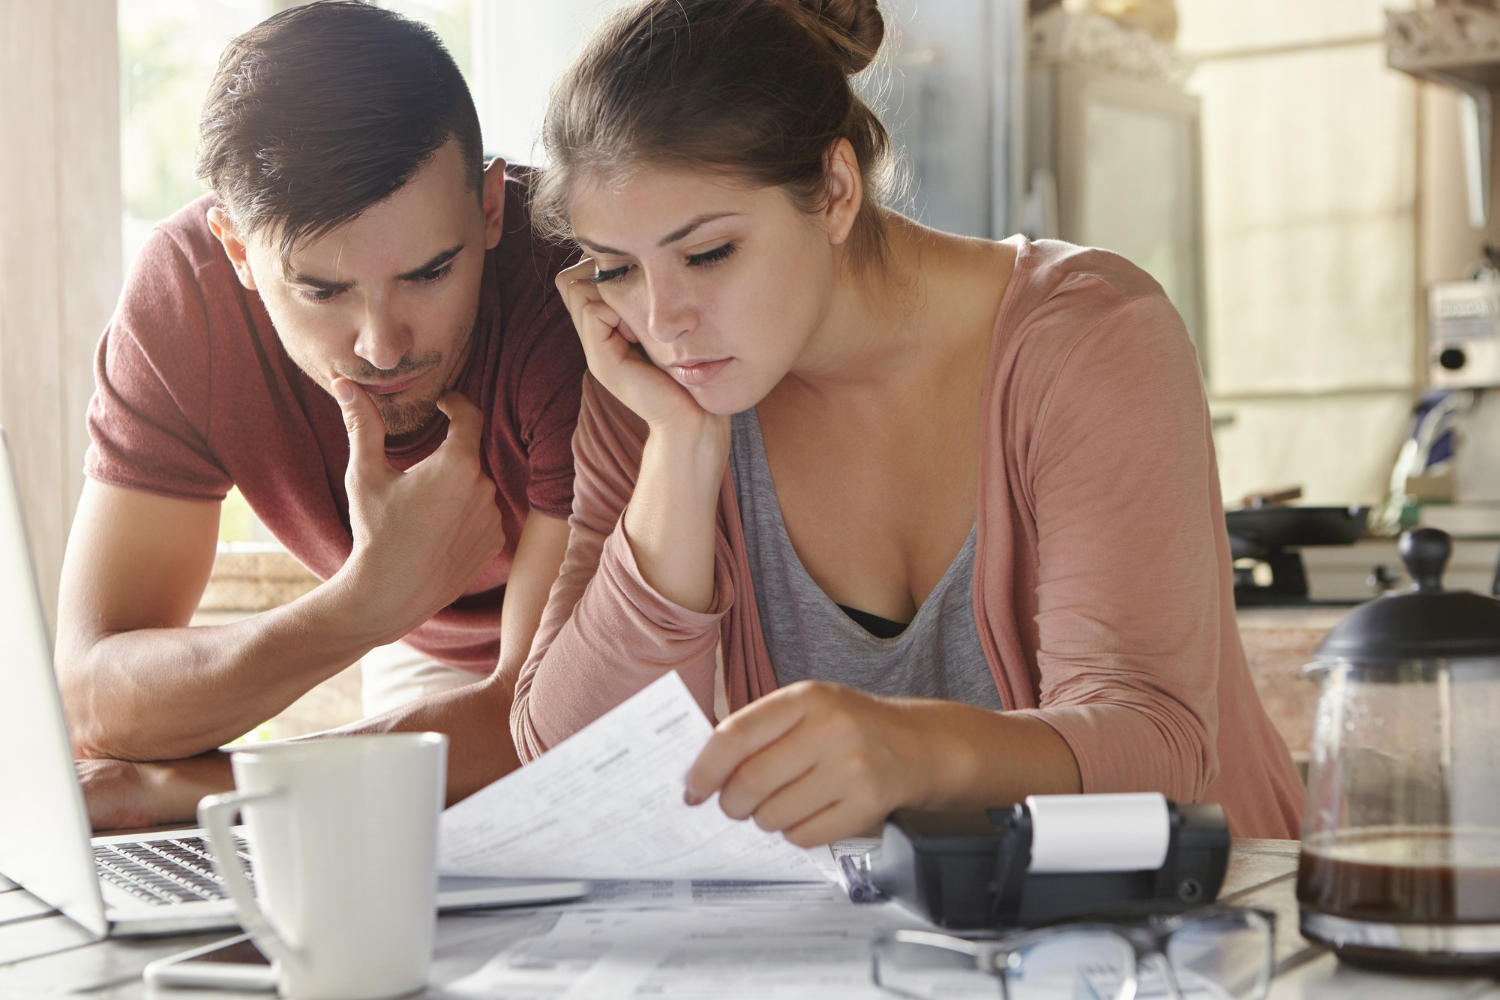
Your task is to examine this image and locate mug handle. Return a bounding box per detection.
[198,790,296,968]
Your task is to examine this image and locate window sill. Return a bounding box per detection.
[201,543,319,613]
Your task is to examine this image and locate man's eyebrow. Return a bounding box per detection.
[287,270,353,292]
[575,213,742,258]
[287,244,465,288]
[396,244,464,280]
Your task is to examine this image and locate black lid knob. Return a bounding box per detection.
[1400,528,1451,593]
[1313,526,1500,665]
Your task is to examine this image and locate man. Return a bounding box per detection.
[60,2,585,825]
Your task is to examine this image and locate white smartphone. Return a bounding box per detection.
[143,933,277,991]
[139,878,590,990]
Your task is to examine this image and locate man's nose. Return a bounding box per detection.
[353,303,414,371]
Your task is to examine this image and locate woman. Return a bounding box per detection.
[512,0,1303,843]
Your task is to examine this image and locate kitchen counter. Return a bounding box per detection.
[5,839,1496,998]
[1236,606,1347,762]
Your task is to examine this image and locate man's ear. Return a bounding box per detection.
[206,206,257,291]
[821,139,863,248]
[482,157,508,250]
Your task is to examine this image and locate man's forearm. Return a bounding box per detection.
[94,677,517,832]
[324,674,519,805]
[64,578,391,762]
[349,508,566,804]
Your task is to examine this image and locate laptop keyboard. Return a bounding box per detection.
[93,835,252,907]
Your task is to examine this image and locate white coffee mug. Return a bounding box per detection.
[198,733,448,1000]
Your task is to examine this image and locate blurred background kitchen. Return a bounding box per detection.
[1,0,1495,758]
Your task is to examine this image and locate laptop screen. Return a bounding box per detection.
[0,429,110,937]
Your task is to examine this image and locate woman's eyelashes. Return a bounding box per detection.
[411,262,455,285]
[590,263,631,285]
[589,242,739,285]
[686,242,737,268]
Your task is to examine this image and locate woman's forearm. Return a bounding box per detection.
[621,417,730,612]
[903,700,1083,810]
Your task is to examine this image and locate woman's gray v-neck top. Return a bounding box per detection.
[728,409,1001,708]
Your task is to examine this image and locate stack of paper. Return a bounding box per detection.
[438,672,828,883]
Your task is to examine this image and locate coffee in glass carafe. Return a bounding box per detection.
[1298,528,1500,971]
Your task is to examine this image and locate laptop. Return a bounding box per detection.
[0,430,588,937]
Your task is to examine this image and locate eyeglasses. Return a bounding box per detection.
[871,906,1274,1000]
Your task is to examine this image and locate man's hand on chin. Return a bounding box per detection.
[76,753,234,832]
[330,380,507,646]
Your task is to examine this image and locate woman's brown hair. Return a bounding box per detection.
[533,0,894,268]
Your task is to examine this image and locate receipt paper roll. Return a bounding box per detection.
[1023,793,1170,873]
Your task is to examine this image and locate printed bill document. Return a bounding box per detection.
[438,671,828,882]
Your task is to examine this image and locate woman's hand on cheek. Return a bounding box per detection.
[556,259,711,433]
[683,682,925,848]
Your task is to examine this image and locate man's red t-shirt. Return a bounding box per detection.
[85,169,586,674]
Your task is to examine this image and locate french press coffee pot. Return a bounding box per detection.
[1298,528,1500,971]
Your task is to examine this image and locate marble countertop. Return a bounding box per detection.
[1236,606,1345,759]
[3,839,1496,998]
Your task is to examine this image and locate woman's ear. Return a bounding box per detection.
[820,138,864,247]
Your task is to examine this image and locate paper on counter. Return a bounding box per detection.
[440,904,1230,1000]
[568,877,846,910]
[440,905,915,1000]
[439,672,827,882]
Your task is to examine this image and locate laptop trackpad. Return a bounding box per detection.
[435,876,589,910]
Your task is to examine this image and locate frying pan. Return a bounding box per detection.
[1226,506,1369,560]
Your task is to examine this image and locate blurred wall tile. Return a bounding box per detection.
[1192,45,1416,231]
[1206,215,1416,395]
[1192,42,1419,396]
[1212,393,1414,505]
[1178,0,1387,56]
[1176,7,1422,508]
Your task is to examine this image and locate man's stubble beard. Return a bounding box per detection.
[370,383,444,437]
[359,301,480,438]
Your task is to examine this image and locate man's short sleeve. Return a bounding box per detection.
[514,293,585,519]
[85,224,233,502]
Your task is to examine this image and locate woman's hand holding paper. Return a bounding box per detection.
[683,681,930,847]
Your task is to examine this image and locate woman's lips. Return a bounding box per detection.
[669,359,730,386]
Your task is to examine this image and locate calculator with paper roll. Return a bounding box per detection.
[866,793,1230,930]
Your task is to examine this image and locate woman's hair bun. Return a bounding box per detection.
[536,0,896,268]
[793,0,885,75]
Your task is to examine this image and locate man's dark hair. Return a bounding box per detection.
[197,1,483,267]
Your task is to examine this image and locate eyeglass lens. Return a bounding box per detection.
[873,937,1001,999]
[874,910,1271,1000]
[1163,911,1272,999]
[875,930,1135,1000]
[1005,931,1135,999]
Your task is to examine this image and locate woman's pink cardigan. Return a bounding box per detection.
[512,237,1305,840]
